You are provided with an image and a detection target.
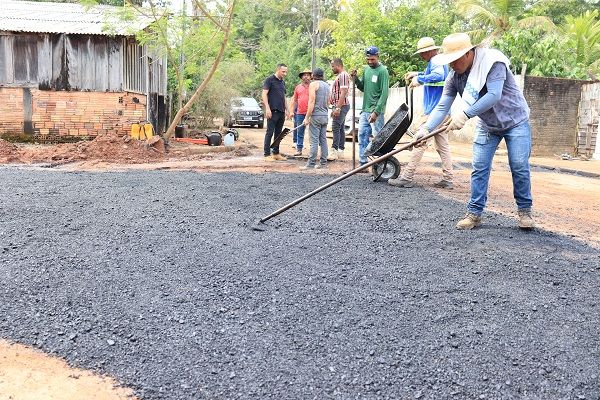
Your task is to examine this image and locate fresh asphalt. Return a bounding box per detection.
[0,167,598,399]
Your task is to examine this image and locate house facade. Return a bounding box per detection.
[0,0,167,141]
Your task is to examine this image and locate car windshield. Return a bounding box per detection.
[232,98,259,108]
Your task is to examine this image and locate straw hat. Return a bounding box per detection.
[413,37,440,55]
[431,33,477,65]
[298,68,312,78]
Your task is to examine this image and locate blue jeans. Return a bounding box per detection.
[358,111,385,164]
[294,114,306,151]
[331,105,350,150]
[468,121,533,215]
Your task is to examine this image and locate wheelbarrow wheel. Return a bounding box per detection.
[371,156,401,182]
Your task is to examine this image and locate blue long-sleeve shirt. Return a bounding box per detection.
[417,61,448,115]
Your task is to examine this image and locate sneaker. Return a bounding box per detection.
[264,155,276,162]
[388,178,414,187]
[456,213,482,230]
[292,142,297,149]
[272,153,287,161]
[314,164,327,169]
[300,165,314,170]
[327,150,337,161]
[517,209,535,230]
[293,150,303,157]
[433,180,454,189]
[337,149,345,159]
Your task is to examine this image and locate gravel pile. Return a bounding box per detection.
[0,168,598,399]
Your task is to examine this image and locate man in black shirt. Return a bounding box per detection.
[262,64,289,161]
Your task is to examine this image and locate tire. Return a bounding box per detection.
[371,156,401,182]
[258,121,264,129]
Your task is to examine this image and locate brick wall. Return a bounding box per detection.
[523,76,589,156]
[0,88,147,139]
[577,82,600,157]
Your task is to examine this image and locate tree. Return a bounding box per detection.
[525,0,600,25]
[323,0,456,84]
[562,10,600,69]
[455,0,555,42]
[164,0,237,140]
[254,23,311,95]
[491,28,587,78]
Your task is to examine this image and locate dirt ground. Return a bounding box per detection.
[0,340,135,400]
[0,125,599,399]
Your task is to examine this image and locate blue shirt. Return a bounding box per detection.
[417,61,448,115]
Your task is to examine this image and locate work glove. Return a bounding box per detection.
[404,71,418,84]
[445,111,469,132]
[412,126,429,148]
[409,75,421,89]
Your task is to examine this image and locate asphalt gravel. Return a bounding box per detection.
[0,167,599,400]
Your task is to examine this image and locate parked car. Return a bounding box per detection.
[226,97,264,128]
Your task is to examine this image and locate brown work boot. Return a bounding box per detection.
[388,177,414,187]
[517,208,535,230]
[272,153,287,161]
[456,212,482,230]
[264,155,276,162]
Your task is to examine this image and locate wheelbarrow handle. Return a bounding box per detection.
[258,124,449,224]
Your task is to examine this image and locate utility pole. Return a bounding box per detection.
[311,0,318,70]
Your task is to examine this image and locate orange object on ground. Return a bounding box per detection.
[172,137,209,145]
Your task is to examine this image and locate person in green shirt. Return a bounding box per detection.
[351,46,390,166]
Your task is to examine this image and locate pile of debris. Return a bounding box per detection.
[0,133,166,165]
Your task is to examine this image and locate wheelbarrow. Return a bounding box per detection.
[364,86,414,182]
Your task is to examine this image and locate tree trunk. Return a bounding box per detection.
[164,0,236,141]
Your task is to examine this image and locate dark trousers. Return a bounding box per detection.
[264,110,285,156]
[331,104,350,150]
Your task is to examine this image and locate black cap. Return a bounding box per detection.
[312,67,324,78]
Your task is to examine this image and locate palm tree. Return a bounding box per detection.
[456,0,555,43]
[562,10,600,67]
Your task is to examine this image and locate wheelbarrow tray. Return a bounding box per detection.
[364,103,411,157]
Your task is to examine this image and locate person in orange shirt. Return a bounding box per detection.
[288,69,312,156]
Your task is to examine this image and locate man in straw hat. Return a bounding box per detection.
[410,32,534,230]
[288,68,312,156]
[388,37,452,189]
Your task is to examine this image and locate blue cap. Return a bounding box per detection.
[365,46,379,56]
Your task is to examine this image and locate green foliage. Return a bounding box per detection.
[491,28,589,78]
[323,0,456,85]
[188,58,255,127]
[562,10,600,66]
[525,0,600,25]
[254,23,311,95]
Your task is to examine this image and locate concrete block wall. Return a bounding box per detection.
[0,88,147,139]
[578,82,600,157]
[523,76,589,156]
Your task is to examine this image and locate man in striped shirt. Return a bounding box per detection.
[329,58,350,159]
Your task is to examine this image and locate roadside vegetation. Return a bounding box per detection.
[62,0,600,127]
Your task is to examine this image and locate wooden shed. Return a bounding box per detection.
[0,0,167,141]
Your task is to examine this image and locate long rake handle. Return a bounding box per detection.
[259,125,448,224]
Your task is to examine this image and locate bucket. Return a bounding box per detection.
[175,125,185,138]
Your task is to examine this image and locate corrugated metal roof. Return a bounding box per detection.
[0,0,156,36]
